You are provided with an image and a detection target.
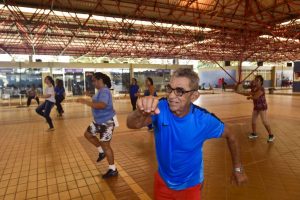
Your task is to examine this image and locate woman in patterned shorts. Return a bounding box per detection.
[77,72,118,178]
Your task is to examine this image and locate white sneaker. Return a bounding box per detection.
[267,135,275,142]
[248,133,258,139]
[46,128,55,132]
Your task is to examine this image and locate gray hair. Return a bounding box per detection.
[172,68,199,90]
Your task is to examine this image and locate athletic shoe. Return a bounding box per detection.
[248,133,258,139]
[267,135,275,143]
[97,152,106,162]
[102,169,118,179]
[46,128,55,132]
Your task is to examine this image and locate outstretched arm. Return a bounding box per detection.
[76,98,107,109]
[127,96,160,129]
[127,110,152,129]
[41,94,51,98]
[222,125,248,185]
[235,91,252,96]
[247,89,263,100]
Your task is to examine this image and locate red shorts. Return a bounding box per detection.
[154,172,202,200]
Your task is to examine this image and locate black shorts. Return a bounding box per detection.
[86,119,115,142]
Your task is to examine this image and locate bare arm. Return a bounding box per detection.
[84,91,93,97]
[247,89,263,100]
[41,87,54,98]
[235,91,253,96]
[88,101,107,109]
[41,94,51,98]
[235,91,251,96]
[77,98,107,109]
[127,96,160,129]
[222,126,242,168]
[127,110,152,129]
[222,125,248,185]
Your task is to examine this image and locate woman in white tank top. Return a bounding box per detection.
[36,76,56,131]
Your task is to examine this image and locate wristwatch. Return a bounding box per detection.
[234,167,243,173]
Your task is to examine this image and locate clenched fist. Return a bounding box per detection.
[137,96,160,115]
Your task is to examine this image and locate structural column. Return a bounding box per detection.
[237,60,243,84]
[129,64,134,80]
[271,67,276,88]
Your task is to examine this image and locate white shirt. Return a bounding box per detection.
[45,86,56,103]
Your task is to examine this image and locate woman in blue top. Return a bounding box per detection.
[129,78,139,110]
[54,79,65,117]
[77,72,118,179]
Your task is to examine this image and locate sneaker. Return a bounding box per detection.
[46,128,55,132]
[248,133,258,139]
[97,152,106,162]
[102,169,118,179]
[267,135,275,143]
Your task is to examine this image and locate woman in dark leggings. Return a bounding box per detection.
[55,79,65,117]
[36,76,56,131]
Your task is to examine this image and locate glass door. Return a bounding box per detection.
[64,71,84,96]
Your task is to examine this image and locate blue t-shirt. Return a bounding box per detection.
[151,98,224,190]
[92,87,115,124]
[129,85,139,98]
[54,86,65,96]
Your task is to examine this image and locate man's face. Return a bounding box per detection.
[167,77,199,116]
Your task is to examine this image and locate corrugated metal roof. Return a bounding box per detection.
[0,0,299,61]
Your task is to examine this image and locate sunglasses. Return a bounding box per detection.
[165,84,197,97]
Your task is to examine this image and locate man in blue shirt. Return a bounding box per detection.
[127,68,247,199]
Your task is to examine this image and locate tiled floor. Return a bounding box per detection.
[0,93,300,200]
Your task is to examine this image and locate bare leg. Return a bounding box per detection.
[100,140,118,178]
[259,111,272,135]
[252,110,259,133]
[100,141,114,165]
[84,131,101,147]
